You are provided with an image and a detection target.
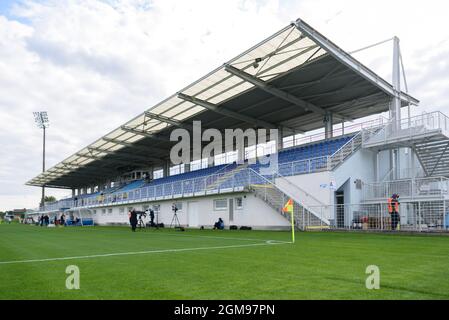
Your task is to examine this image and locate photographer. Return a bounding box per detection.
[147,208,155,227]
[128,209,138,232]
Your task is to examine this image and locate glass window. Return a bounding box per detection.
[235,197,243,209]
[191,158,209,171]
[119,207,125,215]
[170,164,185,176]
[214,199,228,211]
[283,136,294,148]
[173,202,183,211]
[214,153,226,166]
[153,169,164,179]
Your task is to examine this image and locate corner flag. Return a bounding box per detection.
[282,199,295,243]
[282,199,293,213]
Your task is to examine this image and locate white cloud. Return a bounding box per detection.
[0,0,448,210]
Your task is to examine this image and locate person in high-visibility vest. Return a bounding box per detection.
[388,194,400,230]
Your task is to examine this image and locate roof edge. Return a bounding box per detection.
[294,18,419,106]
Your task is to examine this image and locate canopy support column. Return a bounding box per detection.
[324,112,333,140]
[391,36,402,132]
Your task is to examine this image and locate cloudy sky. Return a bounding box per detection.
[0,0,448,211]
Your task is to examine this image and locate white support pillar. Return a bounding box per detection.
[395,149,401,179]
[375,151,380,182]
[411,148,416,178]
[391,36,402,132]
[390,37,402,181]
[389,150,394,180]
[276,127,283,153]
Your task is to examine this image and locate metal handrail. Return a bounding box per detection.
[289,116,388,148]
[248,168,330,225]
[362,176,449,201]
[329,131,362,158]
[274,171,326,207]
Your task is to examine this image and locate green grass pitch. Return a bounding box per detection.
[1,223,449,299]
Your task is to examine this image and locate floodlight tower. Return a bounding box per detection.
[33,111,49,209]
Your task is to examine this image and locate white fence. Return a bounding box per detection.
[362,111,449,147]
[362,177,449,201]
[310,201,449,232]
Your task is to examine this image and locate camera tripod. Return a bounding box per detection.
[169,211,181,229]
[137,215,146,230]
[148,211,159,230]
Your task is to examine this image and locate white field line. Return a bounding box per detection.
[37,226,287,243]
[159,232,281,242]
[0,241,291,265]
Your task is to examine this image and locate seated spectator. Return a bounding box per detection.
[213,218,224,230]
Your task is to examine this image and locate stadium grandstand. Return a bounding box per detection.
[26,18,449,232]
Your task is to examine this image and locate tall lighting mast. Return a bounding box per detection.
[33,111,49,209]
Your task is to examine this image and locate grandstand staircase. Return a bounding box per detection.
[413,139,449,177]
[362,112,449,177]
[248,169,330,230]
[205,163,249,192]
[327,131,363,170]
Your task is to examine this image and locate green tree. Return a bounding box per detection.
[44,196,57,203]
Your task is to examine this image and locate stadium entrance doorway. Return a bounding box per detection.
[188,201,199,227]
[336,191,345,228]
